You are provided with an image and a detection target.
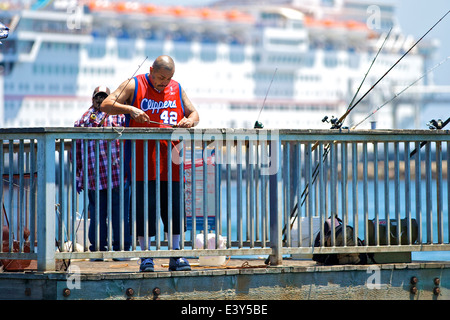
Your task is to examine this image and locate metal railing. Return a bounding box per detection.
[0,127,448,271]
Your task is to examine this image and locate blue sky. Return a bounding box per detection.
[397,0,449,86]
[396,0,449,123]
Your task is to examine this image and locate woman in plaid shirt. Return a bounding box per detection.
[74,86,131,258]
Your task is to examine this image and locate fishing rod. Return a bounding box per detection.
[347,55,449,157]
[350,55,450,130]
[290,56,450,231]
[327,10,450,130]
[98,56,148,126]
[281,45,390,240]
[346,27,392,113]
[426,117,450,131]
[254,68,277,129]
[280,11,450,241]
[283,28,393,235]
[319,26,392,144]
[286,79,449,242]
[409,116,450,157]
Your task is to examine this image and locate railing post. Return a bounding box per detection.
[37,133,56,271]
[268,131,282,266]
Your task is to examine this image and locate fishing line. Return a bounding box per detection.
[289,28,393,235]
[321,27,392,131]
[98,56,148,126]
[346,27,392,112]
[280,12,449,240]
[99,57,176,130]
[335,10,450,129]
[350,55,450,129]
[254,67,277,129]
[95,56,179,161]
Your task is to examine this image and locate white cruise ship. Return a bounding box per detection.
[0,0,438,129]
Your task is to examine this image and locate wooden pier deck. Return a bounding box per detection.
[68,257,315,273]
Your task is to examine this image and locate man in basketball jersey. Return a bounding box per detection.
[101,55,199,272]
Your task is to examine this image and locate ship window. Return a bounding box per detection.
[348,54,360,69]
[252,54,261,63]
[34,84,45,92]
[269,38,304,46]
[118,46,132,59]
[229,49,245,63]
[5,102,14,115]
[321,0,335,6]
[5,82,14,91]
[17,40,33,54]
[292,21,304,29]
[70,65,79,75]
[172,43,193,63]
[88,45,106,58]
[63,84,74,93]
[200,47,217,62]
[19,83,29,92]
[324,56,337,68]
[302,53,315,67]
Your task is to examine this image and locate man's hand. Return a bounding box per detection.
[175,117,195,128]
[130,107,150,123]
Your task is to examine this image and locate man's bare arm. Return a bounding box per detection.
[175,88,199,128]
[100,79,150,123]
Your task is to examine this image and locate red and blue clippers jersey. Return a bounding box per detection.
[126,73,185,181]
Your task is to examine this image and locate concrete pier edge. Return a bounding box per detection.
[1,259,449,300]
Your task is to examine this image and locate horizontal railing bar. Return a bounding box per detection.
[1,128,449,139]
[55,248,274,260]
[4,244,450,261]
[146,240,270,247]
[284,244,450,255]
[0,253,38,260]
[55,244,450,260]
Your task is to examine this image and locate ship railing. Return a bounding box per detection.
[0,127,448,271]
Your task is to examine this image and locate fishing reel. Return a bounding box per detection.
[0,22,9,44]
[322,116,343,129]
[427,118,445,130]
[254,121,264,129]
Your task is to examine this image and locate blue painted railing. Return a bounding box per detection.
[0,127,448,271]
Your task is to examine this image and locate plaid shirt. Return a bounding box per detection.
[74,106,125,192]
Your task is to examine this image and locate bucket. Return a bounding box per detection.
[290,217,321,259]
[195,233,227,266]
[290,216,321,247]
